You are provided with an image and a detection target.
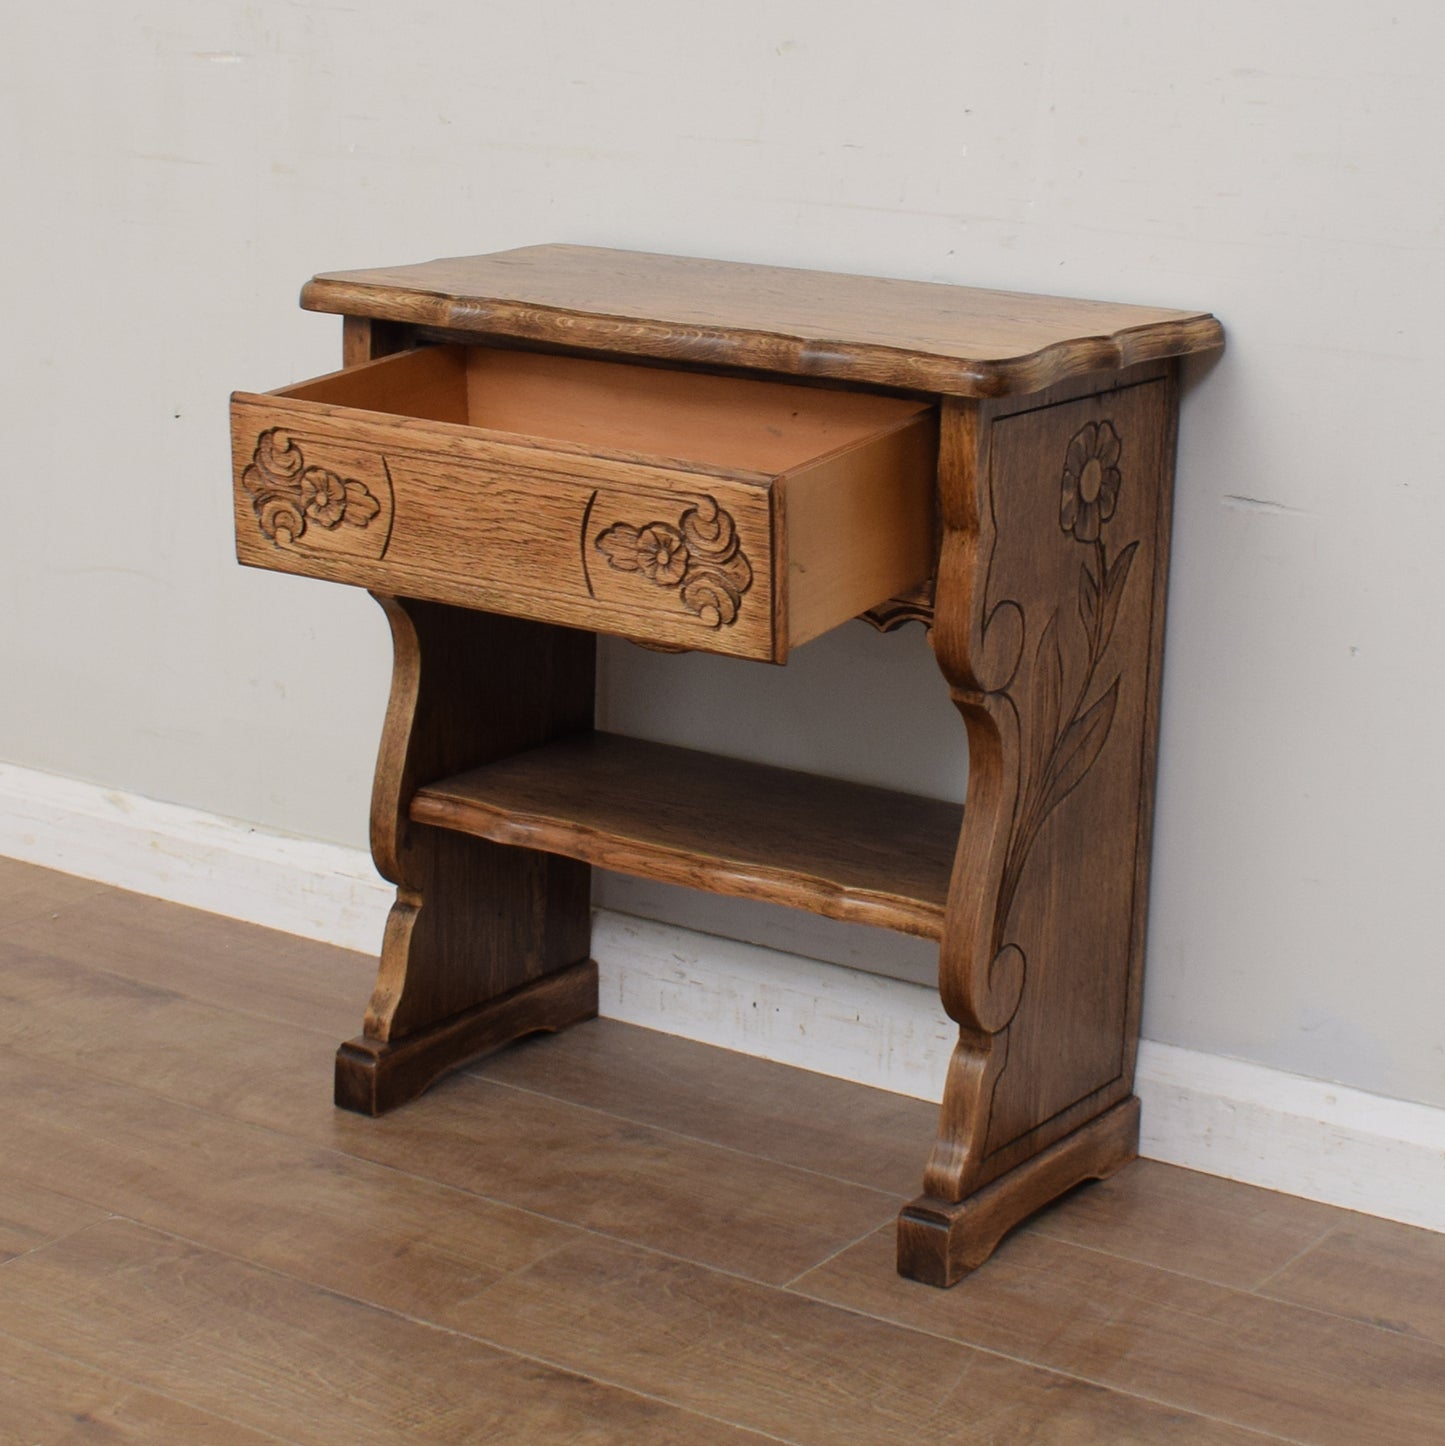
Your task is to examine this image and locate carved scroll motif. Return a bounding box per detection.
[593,495,753,629]
[242,429,383,548]
[859,579,936,633]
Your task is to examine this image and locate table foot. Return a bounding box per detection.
[334,957,598,1116]
[896,1094,1140,1287]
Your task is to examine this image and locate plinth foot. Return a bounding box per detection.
[335,958,598,1116]
[897,1094,1140,1287]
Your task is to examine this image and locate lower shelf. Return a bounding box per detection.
[410,732,961,938]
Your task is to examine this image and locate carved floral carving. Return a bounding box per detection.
[997,421,1137,924]
[594,496,753,628]
[242,429,381,546]
[924,412,1145,1200]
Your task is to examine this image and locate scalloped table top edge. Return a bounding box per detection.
[301,244,1223,399]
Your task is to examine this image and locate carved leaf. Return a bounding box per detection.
[1098,539,1139,653]
[342,480,381,526]
[1078,559,1100,633]
[1037,676,1120,827]
[1029,612,1064,794]
[595,523,648,571]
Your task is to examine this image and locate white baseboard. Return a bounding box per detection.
[0,763,391,953]
[3,760,1441,1232]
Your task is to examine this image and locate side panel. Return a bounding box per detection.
[920,363,1177,1205]
[976,377,1171,1165]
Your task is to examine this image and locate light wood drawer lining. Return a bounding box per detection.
[231,345,937,662]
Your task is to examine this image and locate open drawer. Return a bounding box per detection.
[231,344,937,661]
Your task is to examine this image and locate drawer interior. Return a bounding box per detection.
[281,344,932,475]
[239,341,938,661]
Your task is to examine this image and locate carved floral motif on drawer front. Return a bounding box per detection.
[591,494,754,629]
[241,429,394,560]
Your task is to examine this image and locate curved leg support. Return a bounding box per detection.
[335,595,598,1115]
[899,372,1176,1284]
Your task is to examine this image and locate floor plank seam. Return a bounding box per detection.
[779,1279,1307,1445]
[56,953,358,1042]
[4,873,1440,1444]
[778,1221,897,1292]
[1023,1222,1445,1349]
[1023,1221,1305,1295]
[0,1317,304,1446]
[1,1033,902,1293]
[0,907,368,1041]
[470,1070,916,1199]
[64,1202,1291,1446]
[1248,1222,1345,1293]
[0,1214,124,1273]
[0,1191,1344,1446]
[44,1215,803,1446]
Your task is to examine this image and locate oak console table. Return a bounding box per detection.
[230,246,1222,1286]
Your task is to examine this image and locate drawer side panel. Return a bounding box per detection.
[784,412,938,649]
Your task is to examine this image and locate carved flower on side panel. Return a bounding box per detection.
[996,416,1139,935]
[1060,420,1122,543]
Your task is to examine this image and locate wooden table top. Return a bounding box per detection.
[302,244,1223,398]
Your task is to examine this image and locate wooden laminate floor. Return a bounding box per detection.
[0,857,1442,1444]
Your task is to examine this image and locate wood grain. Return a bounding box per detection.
[0,933,355,1130]
[6,870,1437,1444]
[458,1233,1268,1445]
[890,367,1184,1279]
[236,249,1225,1281]
[0,1048,581,1321]
[0,1175,109,1262]
[0,884,376,1037]
[411,731,961,937]
[472,1016,938,1197]
[797,1223,1445,1446]
[1022,1157,1342,1288]
[319,1069,902,1286]
[0,945,897,1287]
[0,855,111,930]
[0,1336,279,1445]
[230,380,780,660]
[1258,1215,1445,1347]
[0,1220,766,1445]
[301,244,1224,398]
[335,958,599,1114]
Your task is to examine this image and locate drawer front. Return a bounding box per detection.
[231,395,778,660]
